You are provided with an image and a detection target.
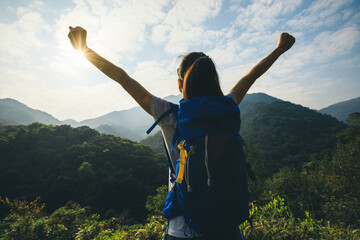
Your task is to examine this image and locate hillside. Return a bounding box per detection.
[1,94,349,145]
[141,95,346,176]
[0,99,152,141]
[140,130,164,153]
[240,101,345,176]
[0,123,167,220]
[0,101,358,239]
[319,96,360,122]
[0,98,62,125]
[0,95,183,141]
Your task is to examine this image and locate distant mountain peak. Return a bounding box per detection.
[319,96,360,122]
[0,98,62,126]
[242,92,282,103]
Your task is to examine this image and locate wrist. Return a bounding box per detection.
[82,46,91,55]
[274,47,285,55]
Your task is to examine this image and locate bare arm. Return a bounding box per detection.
[229,33,295,105]
[68,26,153,115]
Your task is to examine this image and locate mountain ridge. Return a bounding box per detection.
[1,93,353,141]
[319,96,360,122]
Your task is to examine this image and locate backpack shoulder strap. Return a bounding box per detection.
[146,102,179,180]
[146,102,179,134]
[163,140,177,181]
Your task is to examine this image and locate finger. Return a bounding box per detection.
[289,35,295,42]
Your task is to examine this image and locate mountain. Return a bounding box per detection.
[163,94,182,103]
[240,92,281,104]
[0,98,62,125]
[62,119,79,126]
[0,98,150,140]
[74,95,182,140]
[141,93,346,177]
[141,92,281,152]
[0,96,182,141]
[0,93,290,142]
[319,96,360,122]
[140,130,164,153]
[95,124,143,141]
[1,93,348,149]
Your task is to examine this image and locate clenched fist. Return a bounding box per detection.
[277,32,295,53]
[68,26,88,51]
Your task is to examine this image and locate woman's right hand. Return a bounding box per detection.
[276,32,295,54]
[68,26,88,51]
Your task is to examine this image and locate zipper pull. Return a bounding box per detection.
[186,146,194,193]
[205,135,212,187]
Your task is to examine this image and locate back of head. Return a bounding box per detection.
[178,52,223,100]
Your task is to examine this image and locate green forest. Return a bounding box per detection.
[0,111,359,239]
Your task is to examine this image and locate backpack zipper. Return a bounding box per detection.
[185,145,194,192]
[205,135,212,186]
[184,136,211,192]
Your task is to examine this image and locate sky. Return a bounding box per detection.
[0,0,359,121]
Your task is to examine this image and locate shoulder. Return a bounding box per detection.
[150,96,178,128]
[225,92,238,104]
[151,96,171,118]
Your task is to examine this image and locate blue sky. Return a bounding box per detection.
[0,0,359,121]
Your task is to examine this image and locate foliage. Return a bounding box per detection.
[346,112,360,127]
[0,196,45,219]
[1,192,359,240]
[0,196,47,240]
[240,101,345,177]
[140,131,164,154]
[141,100,346,178]
[145,185,167,217]
[0,107,358,239]
[0,123,167,221]
[241,195,360,239]
[0,197,94,240]
[263,116,360,227]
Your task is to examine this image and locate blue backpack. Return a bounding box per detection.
[147,96,249,237]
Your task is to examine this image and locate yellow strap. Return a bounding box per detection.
[176,140,187,184]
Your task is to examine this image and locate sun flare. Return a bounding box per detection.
[66,48,89,68]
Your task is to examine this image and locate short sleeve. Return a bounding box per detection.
[150,96,177,129]
[226,92,238,104]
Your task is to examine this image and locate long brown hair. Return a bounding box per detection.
[178,52,223,100]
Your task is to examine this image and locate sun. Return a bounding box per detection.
[66,48,89,68]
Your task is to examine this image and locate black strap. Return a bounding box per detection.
[164,140,176,180]
[146,108,173,134]
[146,102,179,134]
[246,162,256,181]
[146,103,179,179]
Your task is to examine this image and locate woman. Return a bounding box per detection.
[68,26,295,239]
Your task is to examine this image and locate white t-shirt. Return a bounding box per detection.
[149,93,237,238]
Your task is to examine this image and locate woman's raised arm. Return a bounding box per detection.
[229,33,295,105]
[68,26,153,115]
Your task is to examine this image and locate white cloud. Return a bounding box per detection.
[313,26,360,61]
[1,0,359,120]
[0,5,49,64]
[151,0,224,53]
[287,0,354,30]
[285,26,360,71]
[132,60,179,97]
[232,0,302,32]
[53,0,170,63]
